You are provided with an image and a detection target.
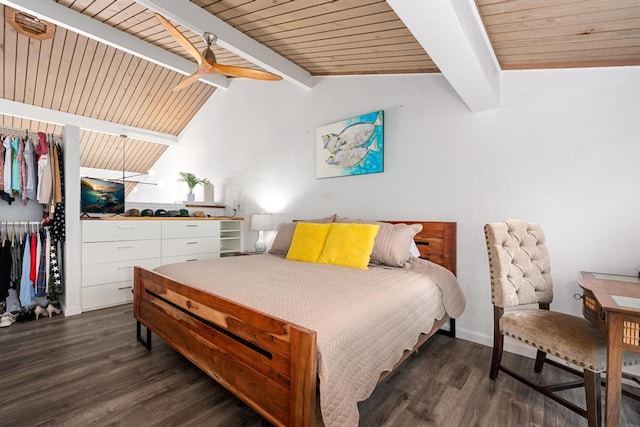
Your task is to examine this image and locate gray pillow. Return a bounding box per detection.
[334,216,422,267]
[269,222,297,255]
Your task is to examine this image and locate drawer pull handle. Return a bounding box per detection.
[186,225,198,228]
[186,242,198,245]
[117,266,133,270]
[118,286,133,291]
[187,258,198,262]
[118,225,133,229]
[117,246,133,249]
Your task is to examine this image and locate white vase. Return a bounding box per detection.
[187,192,195,202]
[203,183,214,203]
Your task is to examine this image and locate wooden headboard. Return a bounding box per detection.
[385,221,457,276]
[293,219,457,276]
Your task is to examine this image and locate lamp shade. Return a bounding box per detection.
[249,213,273,231]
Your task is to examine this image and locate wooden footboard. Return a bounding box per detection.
[133,266,317,427]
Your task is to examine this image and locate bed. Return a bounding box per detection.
[133,220,464,427]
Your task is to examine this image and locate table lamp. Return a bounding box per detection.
[249,212,273,253]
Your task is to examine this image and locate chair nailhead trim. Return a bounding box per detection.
[503,331,597,371]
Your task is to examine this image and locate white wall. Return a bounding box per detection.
[131,67,640,348]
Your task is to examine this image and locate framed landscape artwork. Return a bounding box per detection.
[315,110,384,179]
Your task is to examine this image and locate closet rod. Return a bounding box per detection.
[0,125,62,141]
[1,221,42,224]
[1,221,42,226]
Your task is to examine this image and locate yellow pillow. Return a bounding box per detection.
[318,223,380,269]
[286,223,331,263]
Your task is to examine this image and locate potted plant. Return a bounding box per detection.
[178,171,210,202]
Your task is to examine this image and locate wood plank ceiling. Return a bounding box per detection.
[1,0,639,178]
[476,0,640,70]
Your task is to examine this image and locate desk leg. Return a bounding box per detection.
[606,312,624,427]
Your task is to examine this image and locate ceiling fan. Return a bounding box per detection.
[155,13,282,91]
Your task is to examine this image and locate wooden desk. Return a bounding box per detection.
[578,272,640,426]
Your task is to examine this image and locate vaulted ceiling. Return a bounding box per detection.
[0,0,638,176]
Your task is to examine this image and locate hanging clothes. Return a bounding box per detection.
[51,143,65,243]
[51,139,62,204]
[35,132,47,164]
[0,136,5,191]
[0,135,14,204]
[19,232,34,307]
[37,147,53,205]
[23,138,36,201]
[10,137,21,195]
[44,229,50,293]
[34,226,41,285]
[0,234,11,300]
[10,230,21,290]
[3,136,12,194]
[29,230,37,284]
[17,138,28,205]
[35,229,48,297]
[48,243,61,304]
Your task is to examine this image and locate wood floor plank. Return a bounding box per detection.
[0,304,638,426]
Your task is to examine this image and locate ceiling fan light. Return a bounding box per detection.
[5,7,55,40]
[203,32,218,46]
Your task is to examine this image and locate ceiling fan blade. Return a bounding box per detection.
[155,13,203,65]
[210,62,282,81]
[173,71,206,92]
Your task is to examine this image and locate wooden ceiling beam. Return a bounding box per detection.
[0,0,229,89]
[134,0,313,90]
[387,0,501,112]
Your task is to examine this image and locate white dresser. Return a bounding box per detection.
[81,218,243,311]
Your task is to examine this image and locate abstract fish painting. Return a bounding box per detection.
[315,110,384,178]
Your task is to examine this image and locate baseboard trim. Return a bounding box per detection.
[62,304,82,317]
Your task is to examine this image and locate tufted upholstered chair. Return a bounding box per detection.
[485,219,640,427]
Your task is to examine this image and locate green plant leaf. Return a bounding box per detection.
[178,171,209,192]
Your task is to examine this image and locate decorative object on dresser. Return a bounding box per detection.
[178,171,209,202]
[80,177,125,215]
[249,212,273,253]
[484,219,640,427]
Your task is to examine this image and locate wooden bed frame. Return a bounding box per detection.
[133,221,456,427]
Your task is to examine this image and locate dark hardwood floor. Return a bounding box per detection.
[1,304,638,426]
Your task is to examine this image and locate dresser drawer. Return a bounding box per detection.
[161,252,220,266]
[82,281,133,311]
[82,239,161,264]
[82,258,161,287]
[83,220,161,242]
[162,220,220,239]
[161,237,220,258]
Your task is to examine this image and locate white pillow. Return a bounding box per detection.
[409,240,420,258]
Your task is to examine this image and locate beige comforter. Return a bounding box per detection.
[154,254,465,427]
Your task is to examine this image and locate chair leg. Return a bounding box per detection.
[490,331,504,379]
[534,349,546,373]
[490,307,504,380]
[584,370,602,427]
